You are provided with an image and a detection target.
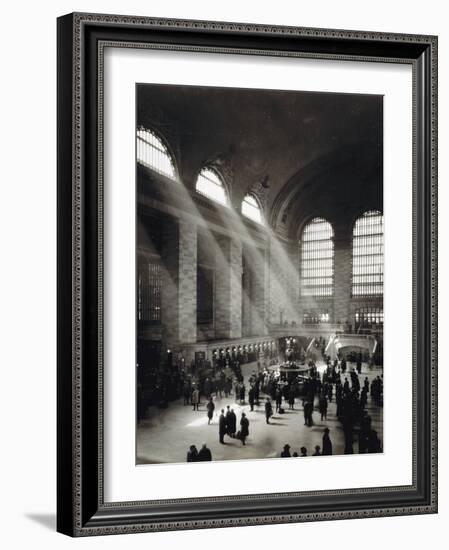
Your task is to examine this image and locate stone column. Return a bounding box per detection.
[160,218,197,349]
[178,219,197,344]
[254,249,267,336]
[269,241,284,326]
[161,221,179,350]
[241,251,251,338]
[215,236,242,339]
[247,246,267,336]
[264,242,272,328]
[286,242,300,325]
[333,234,352,324]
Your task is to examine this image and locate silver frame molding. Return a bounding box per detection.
[57,12,438,537]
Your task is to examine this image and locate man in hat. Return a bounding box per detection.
[197,443,212,461]
[322,427,333,455]
[206,397,215,424]
[240,412,249,445]
[191,387,200,411]
[186,445,198,462]
[265,398,273,424]
[218,409,227,444]
[227,407,237,438]
[225,405,232,436]
[280,444,291,457]
[248,385,255,411]
[303,398,313,427]
[204,377,212,399]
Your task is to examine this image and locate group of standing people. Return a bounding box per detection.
[219,406,249,445]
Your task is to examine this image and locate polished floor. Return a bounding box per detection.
[137,362,383,464]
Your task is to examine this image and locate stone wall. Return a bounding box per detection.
[215,236,243,339]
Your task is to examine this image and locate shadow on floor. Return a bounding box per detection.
[25,513,56,531]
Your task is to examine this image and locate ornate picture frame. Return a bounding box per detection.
[57,12,437,536]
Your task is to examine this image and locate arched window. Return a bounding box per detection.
[352,210,383,296]
[242,194,263,224]
[195,167,228,206]
[136,127,177,180]
[300,217,334,297]
[137,258,162,323]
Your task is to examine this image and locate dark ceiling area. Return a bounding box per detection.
[137,83,383,235]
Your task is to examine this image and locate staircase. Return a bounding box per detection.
[325,333,377,360]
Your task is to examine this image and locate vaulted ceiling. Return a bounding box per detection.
[137,83,383,238]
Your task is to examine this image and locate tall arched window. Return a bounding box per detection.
[138,258,162,323]
[195,167,228,206]
[242,194,263,224]
[136,127,177,180]
[300,217,334,297]
[352,210,383,296]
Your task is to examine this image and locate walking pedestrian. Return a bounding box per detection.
[265,398,273,424]
[319,393,328,421]
[191,388,200,411]
[206,397,215,424]
[322,427,333,455]
[240,412,249,445]
[219,409,226,444]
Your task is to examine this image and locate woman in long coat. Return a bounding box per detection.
[191,388,200,411]
[276,388,283,412]
[203,378,212,399]
[187,445,198,462]
[319,393,328,421]
[288,387,295,410]
[248,385,255,411]
[265,399,273,424]
[322,428,333,455]
[206,397,215,424]
[219,410,227,443]
[240,412,249,445]
[239,383,246,404]
[227,408,237,437]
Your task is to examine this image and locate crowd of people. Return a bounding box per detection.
[183,365,243,409]
[137,349,263,422]
[182,354,383,462]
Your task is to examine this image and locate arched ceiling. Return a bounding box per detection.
[137,83,382,237]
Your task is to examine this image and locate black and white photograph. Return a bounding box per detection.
[136,84,384,465]
[0,0,442,545]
